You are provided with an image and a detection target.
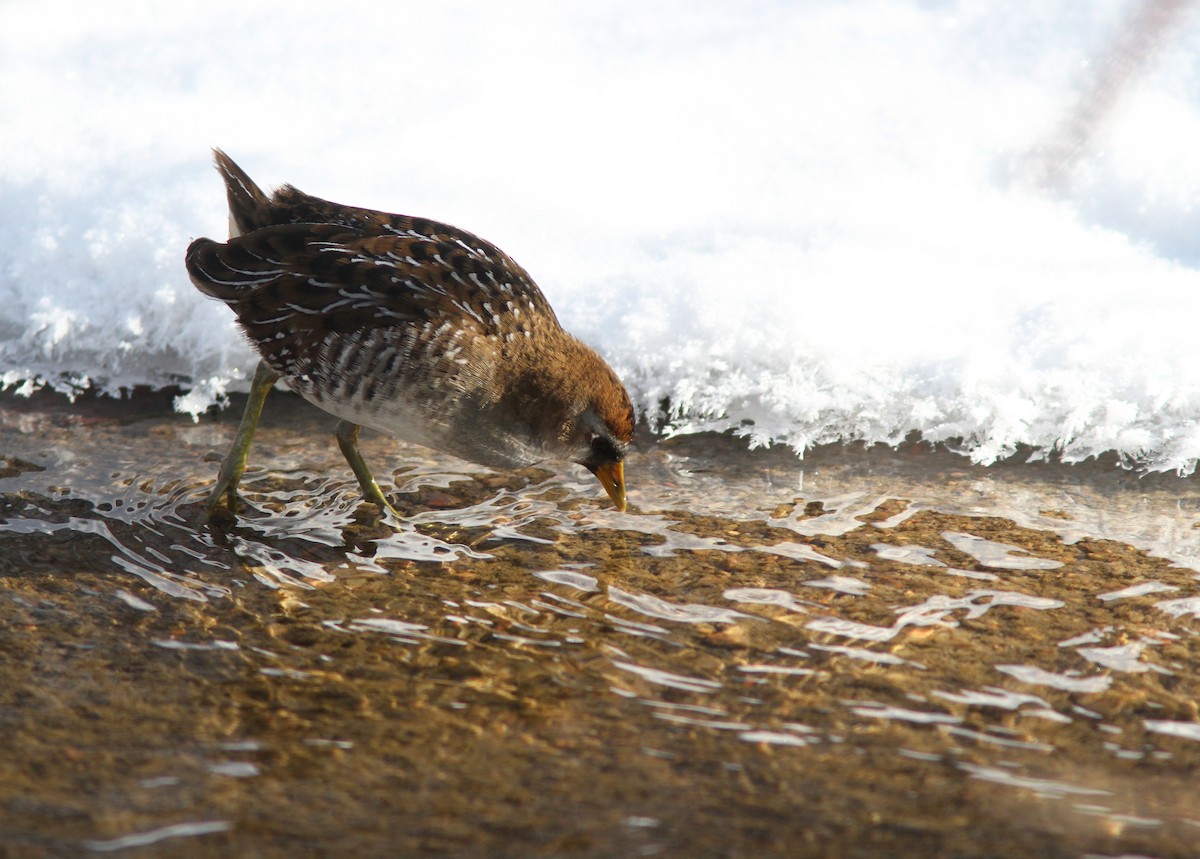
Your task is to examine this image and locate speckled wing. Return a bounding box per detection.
[270,196,563,331]
[185,221,558,383]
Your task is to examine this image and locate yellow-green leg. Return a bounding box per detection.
[335,420,399,516]
[202,360,279,521]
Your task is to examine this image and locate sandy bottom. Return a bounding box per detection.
[1,388,1198,858]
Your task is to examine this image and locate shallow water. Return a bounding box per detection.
[1,389,1199,857]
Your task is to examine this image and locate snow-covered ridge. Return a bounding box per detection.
[3,1,1199,471]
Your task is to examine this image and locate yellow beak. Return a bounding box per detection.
[591,461,627,512]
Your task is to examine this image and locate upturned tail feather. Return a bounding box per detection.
[213,148,272,238]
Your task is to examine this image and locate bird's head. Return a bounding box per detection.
[575,413,633,512]
[508,334,635,511]
[564,359,635,512]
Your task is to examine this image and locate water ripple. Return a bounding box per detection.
[611,661,724,694]
[943,531,1064,570]
[994,665,1113,694]
[84,821,233,853]
[608,586,752,625]
[6,419,1200,851]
